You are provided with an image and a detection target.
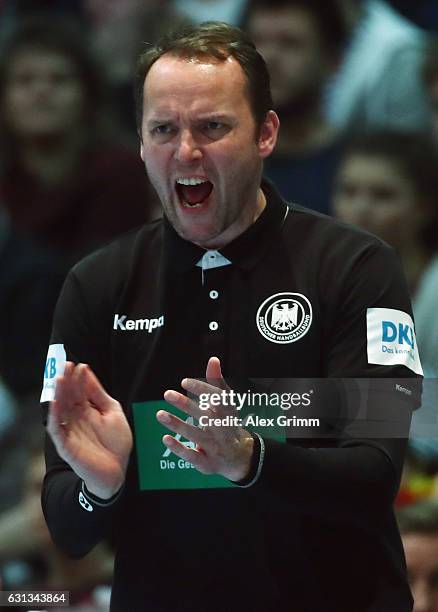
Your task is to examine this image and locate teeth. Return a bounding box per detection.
[176,178,208,186]
[183,201,203,208]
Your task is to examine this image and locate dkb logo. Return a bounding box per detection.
[44,357,57,379]
[382,321,415,349]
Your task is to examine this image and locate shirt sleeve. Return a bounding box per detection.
[41,267,121,559]
[248,241,422,527]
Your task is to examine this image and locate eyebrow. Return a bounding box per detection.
[146,118,175,127]
[146,113,234,127]
[195,113,233,121]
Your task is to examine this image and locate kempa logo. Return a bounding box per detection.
[113,313,164,333]
[395,383,412,396]
[256,292,312,344]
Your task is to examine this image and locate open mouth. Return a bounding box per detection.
[175,178,214,209]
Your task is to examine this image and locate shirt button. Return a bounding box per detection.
[209,321,219,331]
[209,290,219,299]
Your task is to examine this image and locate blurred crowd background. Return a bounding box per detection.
[1,1,438,610]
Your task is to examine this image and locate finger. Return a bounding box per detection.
[163,389,204,419]
[180,377,220,400]
[206,356,230,391]
[46,399,68,449]
[53,361,74,404]
[180,378,234,416]
[84,365,116,413]
[71,362,91,404]
[52,372,82,421]
[161,435,210,473]
[156,410,206,445]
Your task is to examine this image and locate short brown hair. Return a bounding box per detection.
[134,21,272,135]
[244,0,348,63]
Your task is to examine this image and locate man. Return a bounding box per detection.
[42,22,422,611]
[245,0,347,214]
[398,501,438,612]
[326,0,430,131]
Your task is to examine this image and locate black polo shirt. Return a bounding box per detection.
[42,180,421,612]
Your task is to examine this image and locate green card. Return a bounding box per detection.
[132,400,285,491]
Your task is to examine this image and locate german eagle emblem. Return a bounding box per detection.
[271,302,298,331]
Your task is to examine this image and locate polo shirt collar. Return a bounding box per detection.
[163,177,289,273]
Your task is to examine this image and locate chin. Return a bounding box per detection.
[180,223,220,246]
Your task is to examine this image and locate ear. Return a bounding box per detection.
[140,141,145,162]
[258,110,280,160]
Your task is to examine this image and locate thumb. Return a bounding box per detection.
[84,365,117,413]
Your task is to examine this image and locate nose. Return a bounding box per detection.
[335,191,370,227]
[350,193,374,218]
[30,76,54,102]
[174,129,203,164]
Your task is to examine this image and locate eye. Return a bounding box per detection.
[206,121,223,130]
[152,124,173,135]
[203,121,229,139]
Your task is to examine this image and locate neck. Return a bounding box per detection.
[18,132,86,188]
[196,187,266,251]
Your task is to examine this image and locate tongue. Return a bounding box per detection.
[180,182,213,205]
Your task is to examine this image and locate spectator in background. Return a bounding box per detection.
[84,0,189,140]
[172,0,248,26]
[246,0,347,214]
[0,203,64,518]
[0,205,62,400]
[327,0,431,131]
[0,440,114,610]
[398,501,438,612]
[333,131,438,299]
[333,130,438,494]
[0,16,160,273]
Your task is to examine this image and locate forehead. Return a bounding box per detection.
[142,54,250,116]
[340,155,404,181]
[8,47,76,74]
[249,7,319,37]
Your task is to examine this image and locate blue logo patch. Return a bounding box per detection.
[382,321,415,349]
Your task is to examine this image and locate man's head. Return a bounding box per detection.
[398,501,438,612]
[134,21,273,138]
[333,131,438,253]
[135,22,279,248]
[245,0,348,113]
[0,16,105,140]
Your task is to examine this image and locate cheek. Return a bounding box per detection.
[333,198,358,223]
[2,89,35,132]
[369,208,409,245]
[3,86,28,115]
[374,204,410,230]
[57,86,86,114]
[143,149,165,176]
[143,146,166,172]
[143,151,172,192]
